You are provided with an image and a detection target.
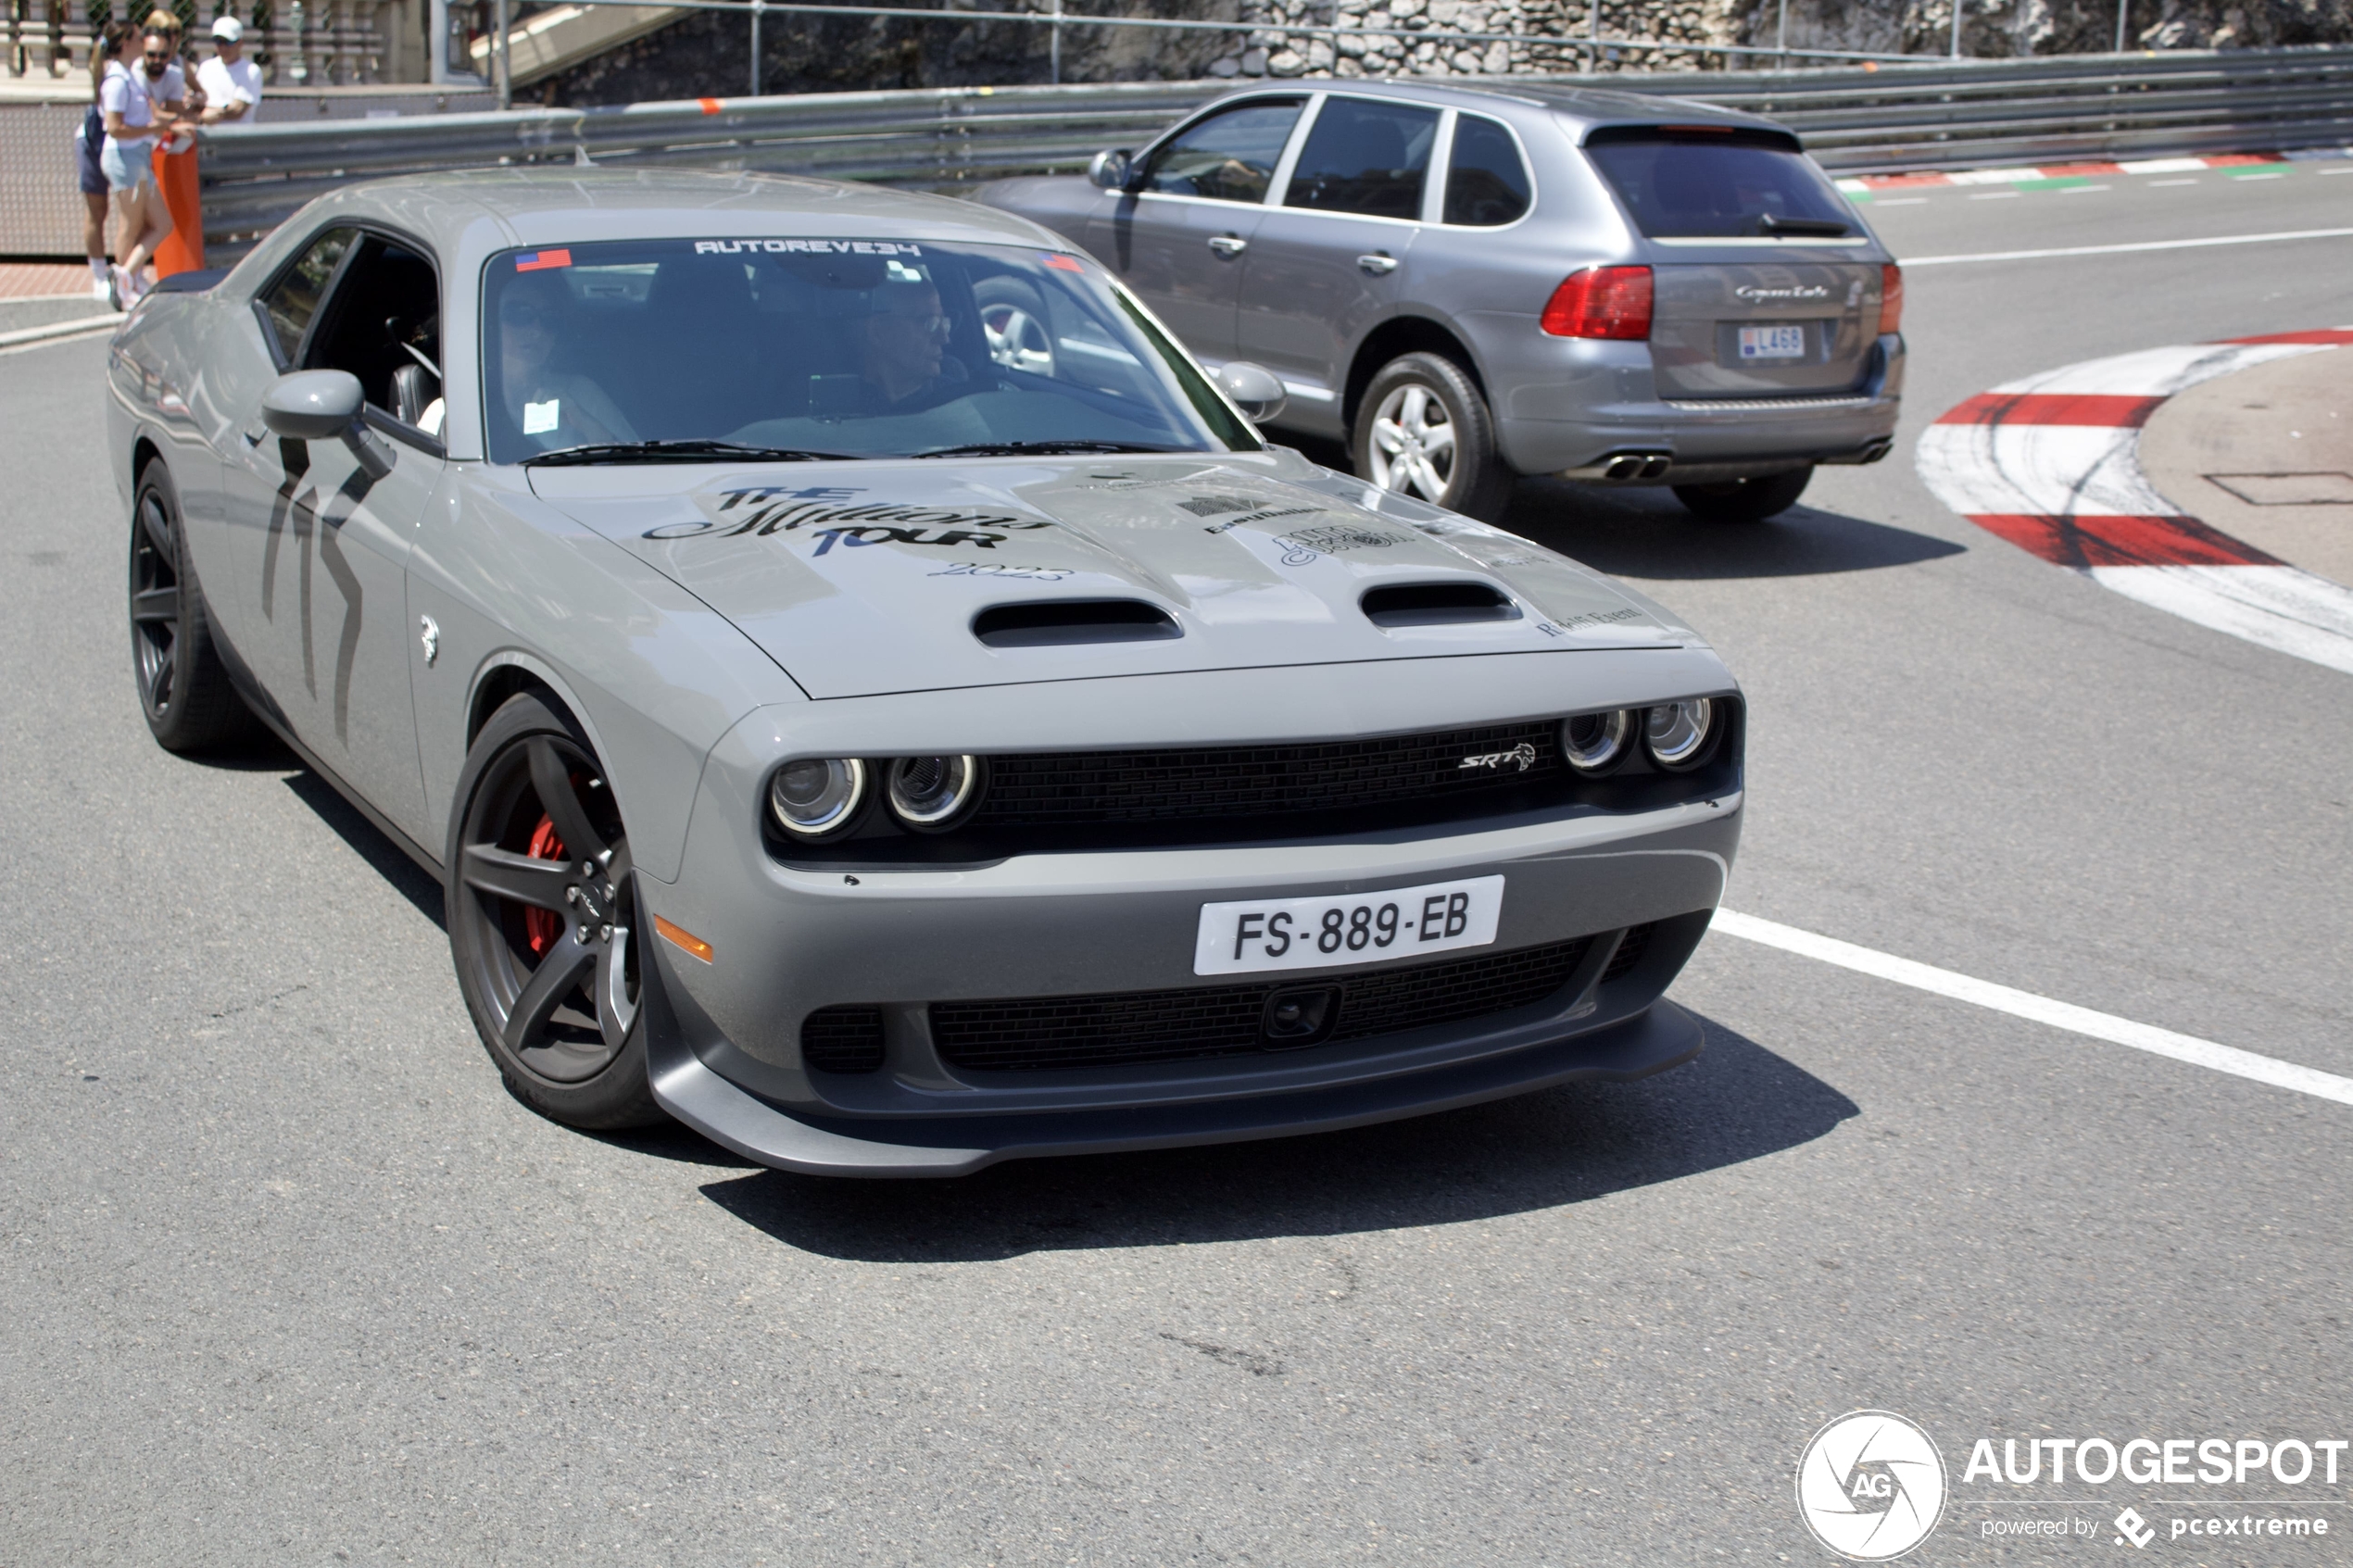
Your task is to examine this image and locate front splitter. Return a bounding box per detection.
[647,997,1705,1178]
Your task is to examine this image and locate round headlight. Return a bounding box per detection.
[1561,709,1633,774]
[1642,699,1717,770]
[769,758,866,838]
[886,755,986,830]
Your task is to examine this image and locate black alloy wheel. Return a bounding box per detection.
[129,458,251,753]
[1672,465,1815,523]
[1351,351,1513,521]
[447,692,666,1129]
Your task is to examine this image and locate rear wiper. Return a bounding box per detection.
[912,440,1183,458]
[526,439,863,466]
[1756,213,1853,238]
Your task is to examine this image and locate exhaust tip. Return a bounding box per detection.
[1638,456,1672,481]
[1603,456,1643,482]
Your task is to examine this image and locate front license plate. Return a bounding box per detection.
[1193,875,1504,976]
[1738,324,1806,360]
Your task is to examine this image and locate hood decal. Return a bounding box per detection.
[531,454,1685,699]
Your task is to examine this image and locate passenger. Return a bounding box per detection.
[859,270,965,410]
[496,272,635,450]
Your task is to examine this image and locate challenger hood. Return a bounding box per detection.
[533,449,1694,699]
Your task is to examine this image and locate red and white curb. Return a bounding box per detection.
[1837,145,2353,194]
[1915,330,2353,675]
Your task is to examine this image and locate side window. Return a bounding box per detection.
[1283,97,1441,221]
[306,233,444,435]
[258,226,357,364]
[1139,99,1304,204]
[1444,115,1531,227]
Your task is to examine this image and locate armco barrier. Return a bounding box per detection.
[196,44,2353,257]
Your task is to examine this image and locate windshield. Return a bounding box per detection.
[480,238,1260,464]
[1583,131,1854,240]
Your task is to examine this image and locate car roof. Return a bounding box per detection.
[1189,77,1787,137]
[299,167,1067,255]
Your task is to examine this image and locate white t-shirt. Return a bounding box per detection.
[196,55,261,113]
[100,61,182,144]
[99,62,149,137]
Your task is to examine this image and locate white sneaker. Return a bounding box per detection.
[91,276,112,300]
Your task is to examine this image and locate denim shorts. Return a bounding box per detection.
[101,137,155,194]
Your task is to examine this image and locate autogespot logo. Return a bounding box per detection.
[1796,1411,1949,1561]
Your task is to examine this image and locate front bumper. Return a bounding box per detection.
[638,777,1739,1173]
[648,979,1707,1177]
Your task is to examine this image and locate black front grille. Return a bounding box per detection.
[971,721,1563,828]
[802,1005,886,1073]
[1601,922,1655,984]
[929,936,1592,1072]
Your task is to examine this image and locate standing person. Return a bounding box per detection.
[99,24,186,307]
[196,16,261,123]
[143,8,208,280]
[77,22,138,302]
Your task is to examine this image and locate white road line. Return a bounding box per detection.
[2148,178,2200,186]
[1875,196,1931,206]
[1712,909,2353,1109]
[1905,226,2353,266]
[2231,172,2287,181]
[1967,190,2023,200]
[2324,167,2353,176]
[2059,183,2112,194]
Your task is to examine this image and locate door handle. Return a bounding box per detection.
[1357,252,1398,275]
[1207,235,1248,257]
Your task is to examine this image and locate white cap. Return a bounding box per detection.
[211,15,243,40]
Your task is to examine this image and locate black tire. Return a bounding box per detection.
[1351,351,1512,521]
[129,458,253,753]
[446,692,667,1131]
[1672,465,1814,523]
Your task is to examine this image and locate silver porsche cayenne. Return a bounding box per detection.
[975,80,1904,521]
[109,169,1743,1175]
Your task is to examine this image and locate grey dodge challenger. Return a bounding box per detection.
[109,168,1743,1175]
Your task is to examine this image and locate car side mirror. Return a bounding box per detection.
[262,369,392,480]
[1216,360,1287,424]
[1088,149,1133,191]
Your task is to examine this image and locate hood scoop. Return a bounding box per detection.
[974,599,1182,648]
[1362,581,1522,628]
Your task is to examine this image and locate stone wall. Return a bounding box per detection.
[545,0,2353,104]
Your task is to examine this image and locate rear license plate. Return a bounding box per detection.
[1194,875,1504,976]
[1738,324,1806,360]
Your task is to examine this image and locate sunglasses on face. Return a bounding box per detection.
[143,51,170,66]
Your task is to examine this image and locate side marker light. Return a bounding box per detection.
[654,915,713,963]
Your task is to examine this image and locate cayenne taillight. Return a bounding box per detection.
[1880,262,1905,336]
[1541,266,1653,340]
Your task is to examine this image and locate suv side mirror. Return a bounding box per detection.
[1088,149,1133,191]
[1216,360,1287,424]
[261,370,392,480]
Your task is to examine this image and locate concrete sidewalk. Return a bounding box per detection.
[2141,345,2353,587]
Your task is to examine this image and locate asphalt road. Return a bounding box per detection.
[1,168,2347,1565]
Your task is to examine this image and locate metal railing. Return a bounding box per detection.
[5,0,398,85]
[196,44,2353,255]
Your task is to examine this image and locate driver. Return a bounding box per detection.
[858,270,965,410]
[497,270,635,450]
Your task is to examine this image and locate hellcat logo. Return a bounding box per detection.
[1456,744,1537,772]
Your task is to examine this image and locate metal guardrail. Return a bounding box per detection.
[197,44,2353,255]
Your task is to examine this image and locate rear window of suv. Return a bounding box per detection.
[1583,127,1854,240]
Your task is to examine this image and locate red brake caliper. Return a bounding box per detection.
[522,814,567,956]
